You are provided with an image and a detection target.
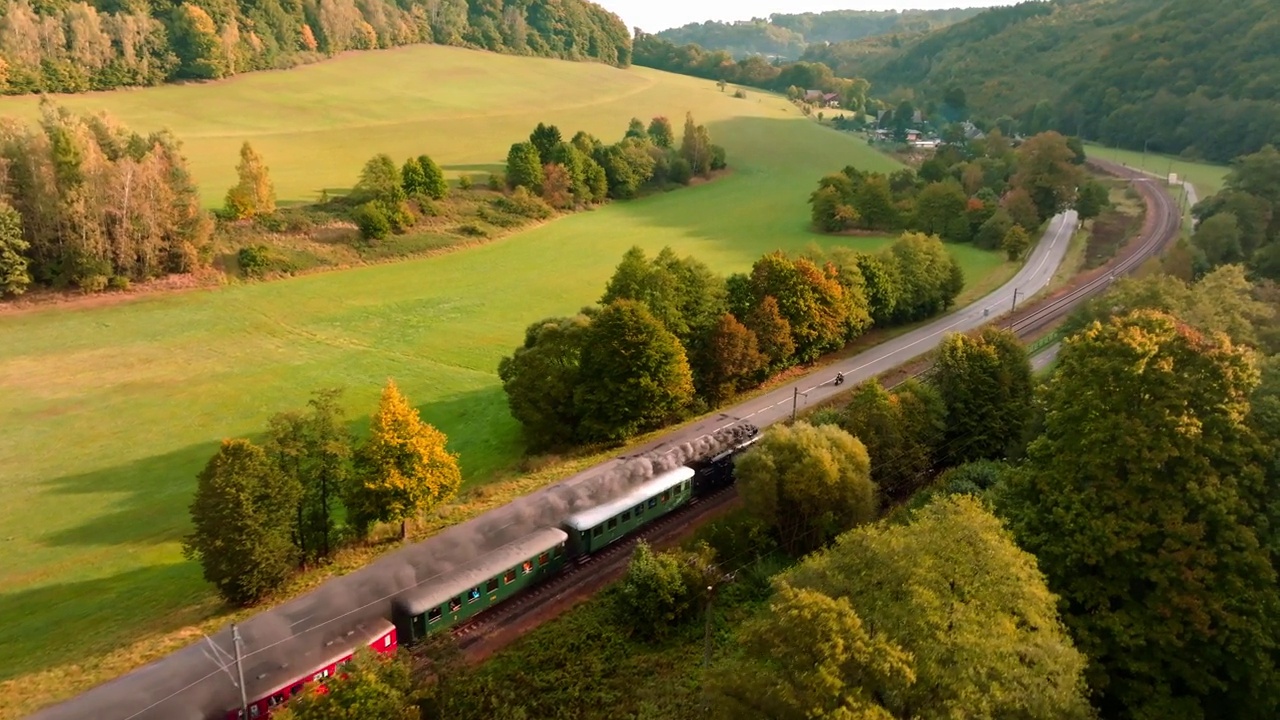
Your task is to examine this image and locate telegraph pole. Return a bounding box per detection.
[233,625,248,718]
[1006,288,1020,329]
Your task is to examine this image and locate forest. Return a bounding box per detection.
[850,0,1280,163]
[651,8,981,60]
[0,0,631,94]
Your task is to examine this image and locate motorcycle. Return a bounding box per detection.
[834,372,845,386]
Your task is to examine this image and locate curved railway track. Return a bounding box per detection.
[437,158,1185,660]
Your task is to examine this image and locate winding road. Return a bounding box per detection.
[27,162,1177,720]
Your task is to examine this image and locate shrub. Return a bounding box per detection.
[669,157,693,185]
[237,245,272,278]
[108,275,131,291]
[488,173,503,191]
[456,223,488,238]
[352,202,391,241]
[458,175,474,190]
[494,186,554,220]
[733,89,747,99]
[710,144,727,171]
[386,201,416,233]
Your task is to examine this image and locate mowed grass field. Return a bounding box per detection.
[1085,143,1229,197]
[0,45,1008,717]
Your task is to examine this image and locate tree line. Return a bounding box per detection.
[631,31,870,113]
[498,231,964,451]
[1191,144,1280,281]
[504,113,725,207]
[0,0,631,95]
[181,381,461,606]
[810,130,1109,262]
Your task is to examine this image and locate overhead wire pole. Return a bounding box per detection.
[233,625,248,719]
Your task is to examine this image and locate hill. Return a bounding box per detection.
[653,8,984,59]
[854,0,1280,163]
[0,0,629,95]
[0,44,1012,719]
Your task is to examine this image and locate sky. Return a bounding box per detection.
[597,1,1022,34]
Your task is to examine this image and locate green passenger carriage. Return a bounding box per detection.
[564,466,696,556]
[391,527,569,642]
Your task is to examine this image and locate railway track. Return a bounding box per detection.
[435,158,1185,661]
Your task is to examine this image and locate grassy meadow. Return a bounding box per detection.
[1085,143,1229,197]
[0,44,1009,717]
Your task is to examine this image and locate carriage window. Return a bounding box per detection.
[469,587,482,603]
[648,497,657,509]
[593,526,603,537]
[505,568,517,583]
[428,607,442,624]
[249,707,261,719]
[622,511,631,522]
[487,578,500,593]
[522,560,534,574]
[449,596,462,612]
[291,683,304,696]
[384,635,393,647]
[607,518,617,530]
[269,694,284,707]
[635,504,644,515]
[538,551,550,565]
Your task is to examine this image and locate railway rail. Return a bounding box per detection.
[435,157,1185,661]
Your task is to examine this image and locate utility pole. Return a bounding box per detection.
[792,387,807,422]
[703,584,716,668]
[233,625,248,719]
[1006,288,1020,329]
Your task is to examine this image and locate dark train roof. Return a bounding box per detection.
[393,527,568,617]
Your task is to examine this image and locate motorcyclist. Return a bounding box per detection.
[835,372,844,386]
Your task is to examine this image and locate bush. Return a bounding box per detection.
[108,275,131,291]
[616,542,709,640]
[386,201,416,233]
[733,89,747,99]
[456,223,489,238]
[237,245,272,278]
[669,157,693,185]
[352,202,391,241]
[458,175,474,190]
[494,186,554,220]
[488,173,503,191]
[710,144,727,171]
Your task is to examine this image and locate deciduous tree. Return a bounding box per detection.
[400,157,427,197]
[617,541,710,640]
[505,142,544,193]
[745,295,796,370]
[224,141,275,219]
[574,300,695,442]
[182,439,301,606]
[1002,186,1041,231]
[975,207,1014,250]
[997,310,1280,719]
[1002,223,1031,261]
[273,649,420,720]
[1193,212,1244,266]
[694,313,765,405]
[934,328,1034,464]
[782,495,1092,719]
[839,380,935,502]
[911,179,970,242]
[497,313,591,450]
[747,252,865,362]
[1075,179,1110,220]
[679,111,712,176]
[418,154,448,200]
[348,380,461,538]
[624,117,648,141]
[265,388,351,562]
[540,163,572,209]
[887,232,964,324]
[353,153,405,205]
[734,422,876,556]
[1012,131,1083,221]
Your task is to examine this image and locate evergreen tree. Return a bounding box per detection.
[182,439,301,606]
[529,122,562,164]
[624,117,648,141]
[417,154,448,200]
[348,380,461,539]
[0,204,31,297]
[223,142,276,220]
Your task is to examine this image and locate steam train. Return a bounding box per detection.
[227,424,760,720]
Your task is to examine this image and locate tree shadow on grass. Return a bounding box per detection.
[39,386,521,551]
[441,162,505,176]
[0,562,220,684]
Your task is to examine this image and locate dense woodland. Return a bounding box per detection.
[809,130,1108,262]
[1191,145,1280,280]
[852,0,1280,162]
[651,8,982,60]
[0,0,631,94]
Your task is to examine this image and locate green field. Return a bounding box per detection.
[0,44,1008,717]
[1085,143,1229,197]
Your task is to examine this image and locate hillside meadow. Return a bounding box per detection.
[0,45,1008,717]
[1085,144,1229,197]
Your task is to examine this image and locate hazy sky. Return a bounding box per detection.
[599,1,1022,34]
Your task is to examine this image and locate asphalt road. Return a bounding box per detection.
[28,210,1077,720]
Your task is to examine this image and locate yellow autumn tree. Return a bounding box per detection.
[224,141,276,220]
[347,379,461,539]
